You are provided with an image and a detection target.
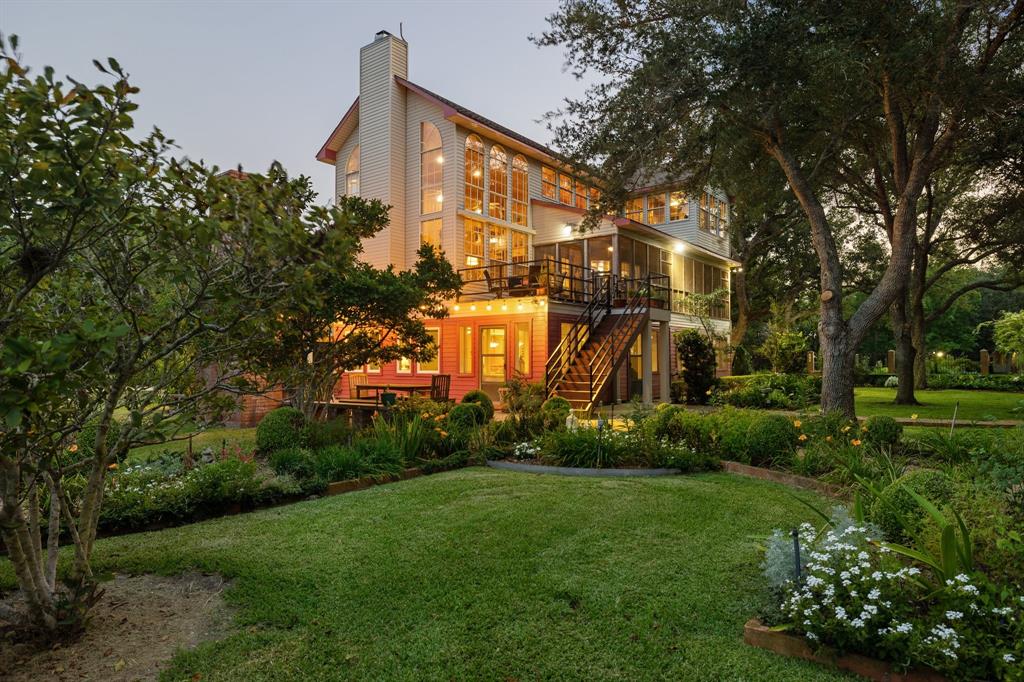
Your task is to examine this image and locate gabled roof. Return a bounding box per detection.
[315,77,572,168]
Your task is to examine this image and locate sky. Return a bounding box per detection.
[2,0,591,202]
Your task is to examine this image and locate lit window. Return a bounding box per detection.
[463,218,485,280]
[465,135,484,213]
[558,173,573,204]
[699,192,726,237]
[345,145,360,195]
[589,186,601,211]
[418,328,441,373]
[488,145,508,221]
[625,197,643,222]
[511,230,528,265]
[541,166,557,199]
[421,219,442,249]
[647,193,666,225]
[511,155,528,226]
[575,182,587,210]
[365,360,380,373]
[669,191,688,221]
[421,123,443,214]
[489,224,509,277]
[397,357,412,374]
[515,322,530,375]
[651,329,659,373]
[459,326,473,374]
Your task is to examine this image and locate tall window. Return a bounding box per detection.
[489,224,509,274]
[488,145,508,221]
[421,218,442,249]
[421,123,443,214]
[511,155,529,226]
[465,135,484,213]
[589,186,601,211]
[625,197,643,222]
[345,145,360,195]
[558,173,573,204]
[418,328,441,373]
[647,193,666,225]
[669,191,688,221]
[458,326,473,374]
[514,322,530,375]
[699,192,726,237]
[575,182,587,210]
[541,166,557,199]
[511,230,528,265]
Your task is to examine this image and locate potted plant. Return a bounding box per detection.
[380,384,397,407]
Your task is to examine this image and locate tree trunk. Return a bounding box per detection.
[911,295,928,390]
[730,267,749,348]
[891,288,919,404]
[818,319,856,418]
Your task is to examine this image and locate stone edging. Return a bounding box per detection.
[485,460,681,477]
[721,461,846,498]
[744,619,948,682]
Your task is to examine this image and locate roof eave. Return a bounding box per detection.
[315,96,359,166]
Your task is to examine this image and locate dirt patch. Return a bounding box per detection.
[1,572,232,682]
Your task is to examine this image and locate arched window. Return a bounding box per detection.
[464,135,484,213]
[511,154,528,227]
[421,123,443,214]
[345,145,360,196]
[488,145,508,221]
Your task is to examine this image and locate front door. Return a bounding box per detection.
[480,326,507,401]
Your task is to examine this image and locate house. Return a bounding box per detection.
[317,30,738,413]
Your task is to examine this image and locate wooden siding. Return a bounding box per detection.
[333,124,360,201]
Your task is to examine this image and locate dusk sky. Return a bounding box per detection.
[2,0,591,202]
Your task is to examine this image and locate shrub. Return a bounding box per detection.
[745,414,798,467]
[926,373,1024,392]
[538,427,627,468]
[301,418,352,449]
[707,407,759,463]
[502,375,546,437]
[759,328,808,374]
[675,329,718,404]
[646,405,707,449]
[75,417,123,461]
[541,396,572,430]
[870,469,954,542]
[447,402,486,429]
[311,445,365,482]
[731,345,753,376]
[711,373,820,409]
[256,407,306,453]
[350,435,404,478]
[863,415,902,448]
[461,389,494,422]
[268,446,316,480]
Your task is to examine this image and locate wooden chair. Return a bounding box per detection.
[430,374,452,402]
[348,373,369,399]
[483,269,504,298]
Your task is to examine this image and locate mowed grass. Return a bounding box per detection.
[853,387,1023,421]
[127,427,257,462]
[1,469,848,681]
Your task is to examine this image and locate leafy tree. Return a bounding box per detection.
[252,197,462,420]
[993,310,1024,355]
[674,329,717,404]
[0,41,317,634]
[537,0,1024,416]
[760,326,809,375]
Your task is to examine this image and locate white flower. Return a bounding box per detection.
[895,622,913,634]
[868,588,881,601]
[850,617,865,628]
[835,606,847,620]
[992,607,1012,616]
[945,611,963,621]
[1004,654,1016,663]
[958,584,979,595]
[806,632,819,641]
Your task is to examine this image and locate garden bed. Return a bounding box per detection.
[721,461,845,498]
[744,619,948,682]
[486,460,682,477]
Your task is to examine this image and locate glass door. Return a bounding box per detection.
[480,326,507,401]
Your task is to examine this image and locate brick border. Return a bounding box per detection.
[721,461,846,498]
[744,619,947,682]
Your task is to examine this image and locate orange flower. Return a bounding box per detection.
[798,434,808,442]
[793,420,802,429]
[107,462,118,470]
[439,430,448,438]
[68,443,79,453]
[825,436,833,443]
[851,439,862,447]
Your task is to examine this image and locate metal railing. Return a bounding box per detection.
[670,288,729,320]
[584,276,652,411]
[544,274,613,398]
[458,257,594,303]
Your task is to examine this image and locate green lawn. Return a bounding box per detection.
[852,387,1023,421]
[128,427,257,462]
[2,469,847,681]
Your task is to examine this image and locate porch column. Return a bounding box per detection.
[642,319,653,405]
[658,322,671,403]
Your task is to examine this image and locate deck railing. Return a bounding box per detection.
[670,288,730,320]
[457,257,594,303]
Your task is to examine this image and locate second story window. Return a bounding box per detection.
[345,145,360,195]
[511,155,529,226]
[558,173,573,204]
[625,197,643,222]
[575,182,588,210]
[542,165,557,199]
[669,191,688,221]
[488,145,508,221]
[421,123,443,214]
[699,192,727,237]
[465,135,484,213]
[647,193,666,225]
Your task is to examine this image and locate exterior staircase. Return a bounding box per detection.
[546,276,653,415]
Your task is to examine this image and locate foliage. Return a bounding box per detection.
[925,374,1024,392]
[870,470,954,543]
[759,328,808,375]
[534,423,717,471]
[255,407,306,454]
[744,415,799,468]
[447,403,486,430]
[712,373,821,410]
[862,416,903,449]
[501,374,546,438]
[460,389,494,422]
[993,310,1024,356]
[674,329,718,405]
[300,418,353,449]
[540,396,572,430]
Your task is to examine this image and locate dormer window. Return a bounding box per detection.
[345,145,360,196]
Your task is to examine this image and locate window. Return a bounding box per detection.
[619,236,633,278]
[575,182,587,210]
[418,328,441,373]
[511,230,528,265]
[541,165,557,199]
[669,191,688,221]
[489,224,508,273]
[625,197,643,222]
[511,155,528,226]
[718,198,729,233]
[651,329,659,373]
[514,322,530,375]
[488,145,508,221]
[421,123,443,214]
[465,135,484,213]
[463,218,485,279]
[634,241,648,278]
[558,173,573,204]
[345,146,360,195]
[365,360,380,374]
[660,248,672,277]
[699,192,727,237]
[458,326,473,374]
[647,193,666,225]
[397,357,412,374]
[589,186,601,210]
[421,219,442,249]
[588,235,612,273]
